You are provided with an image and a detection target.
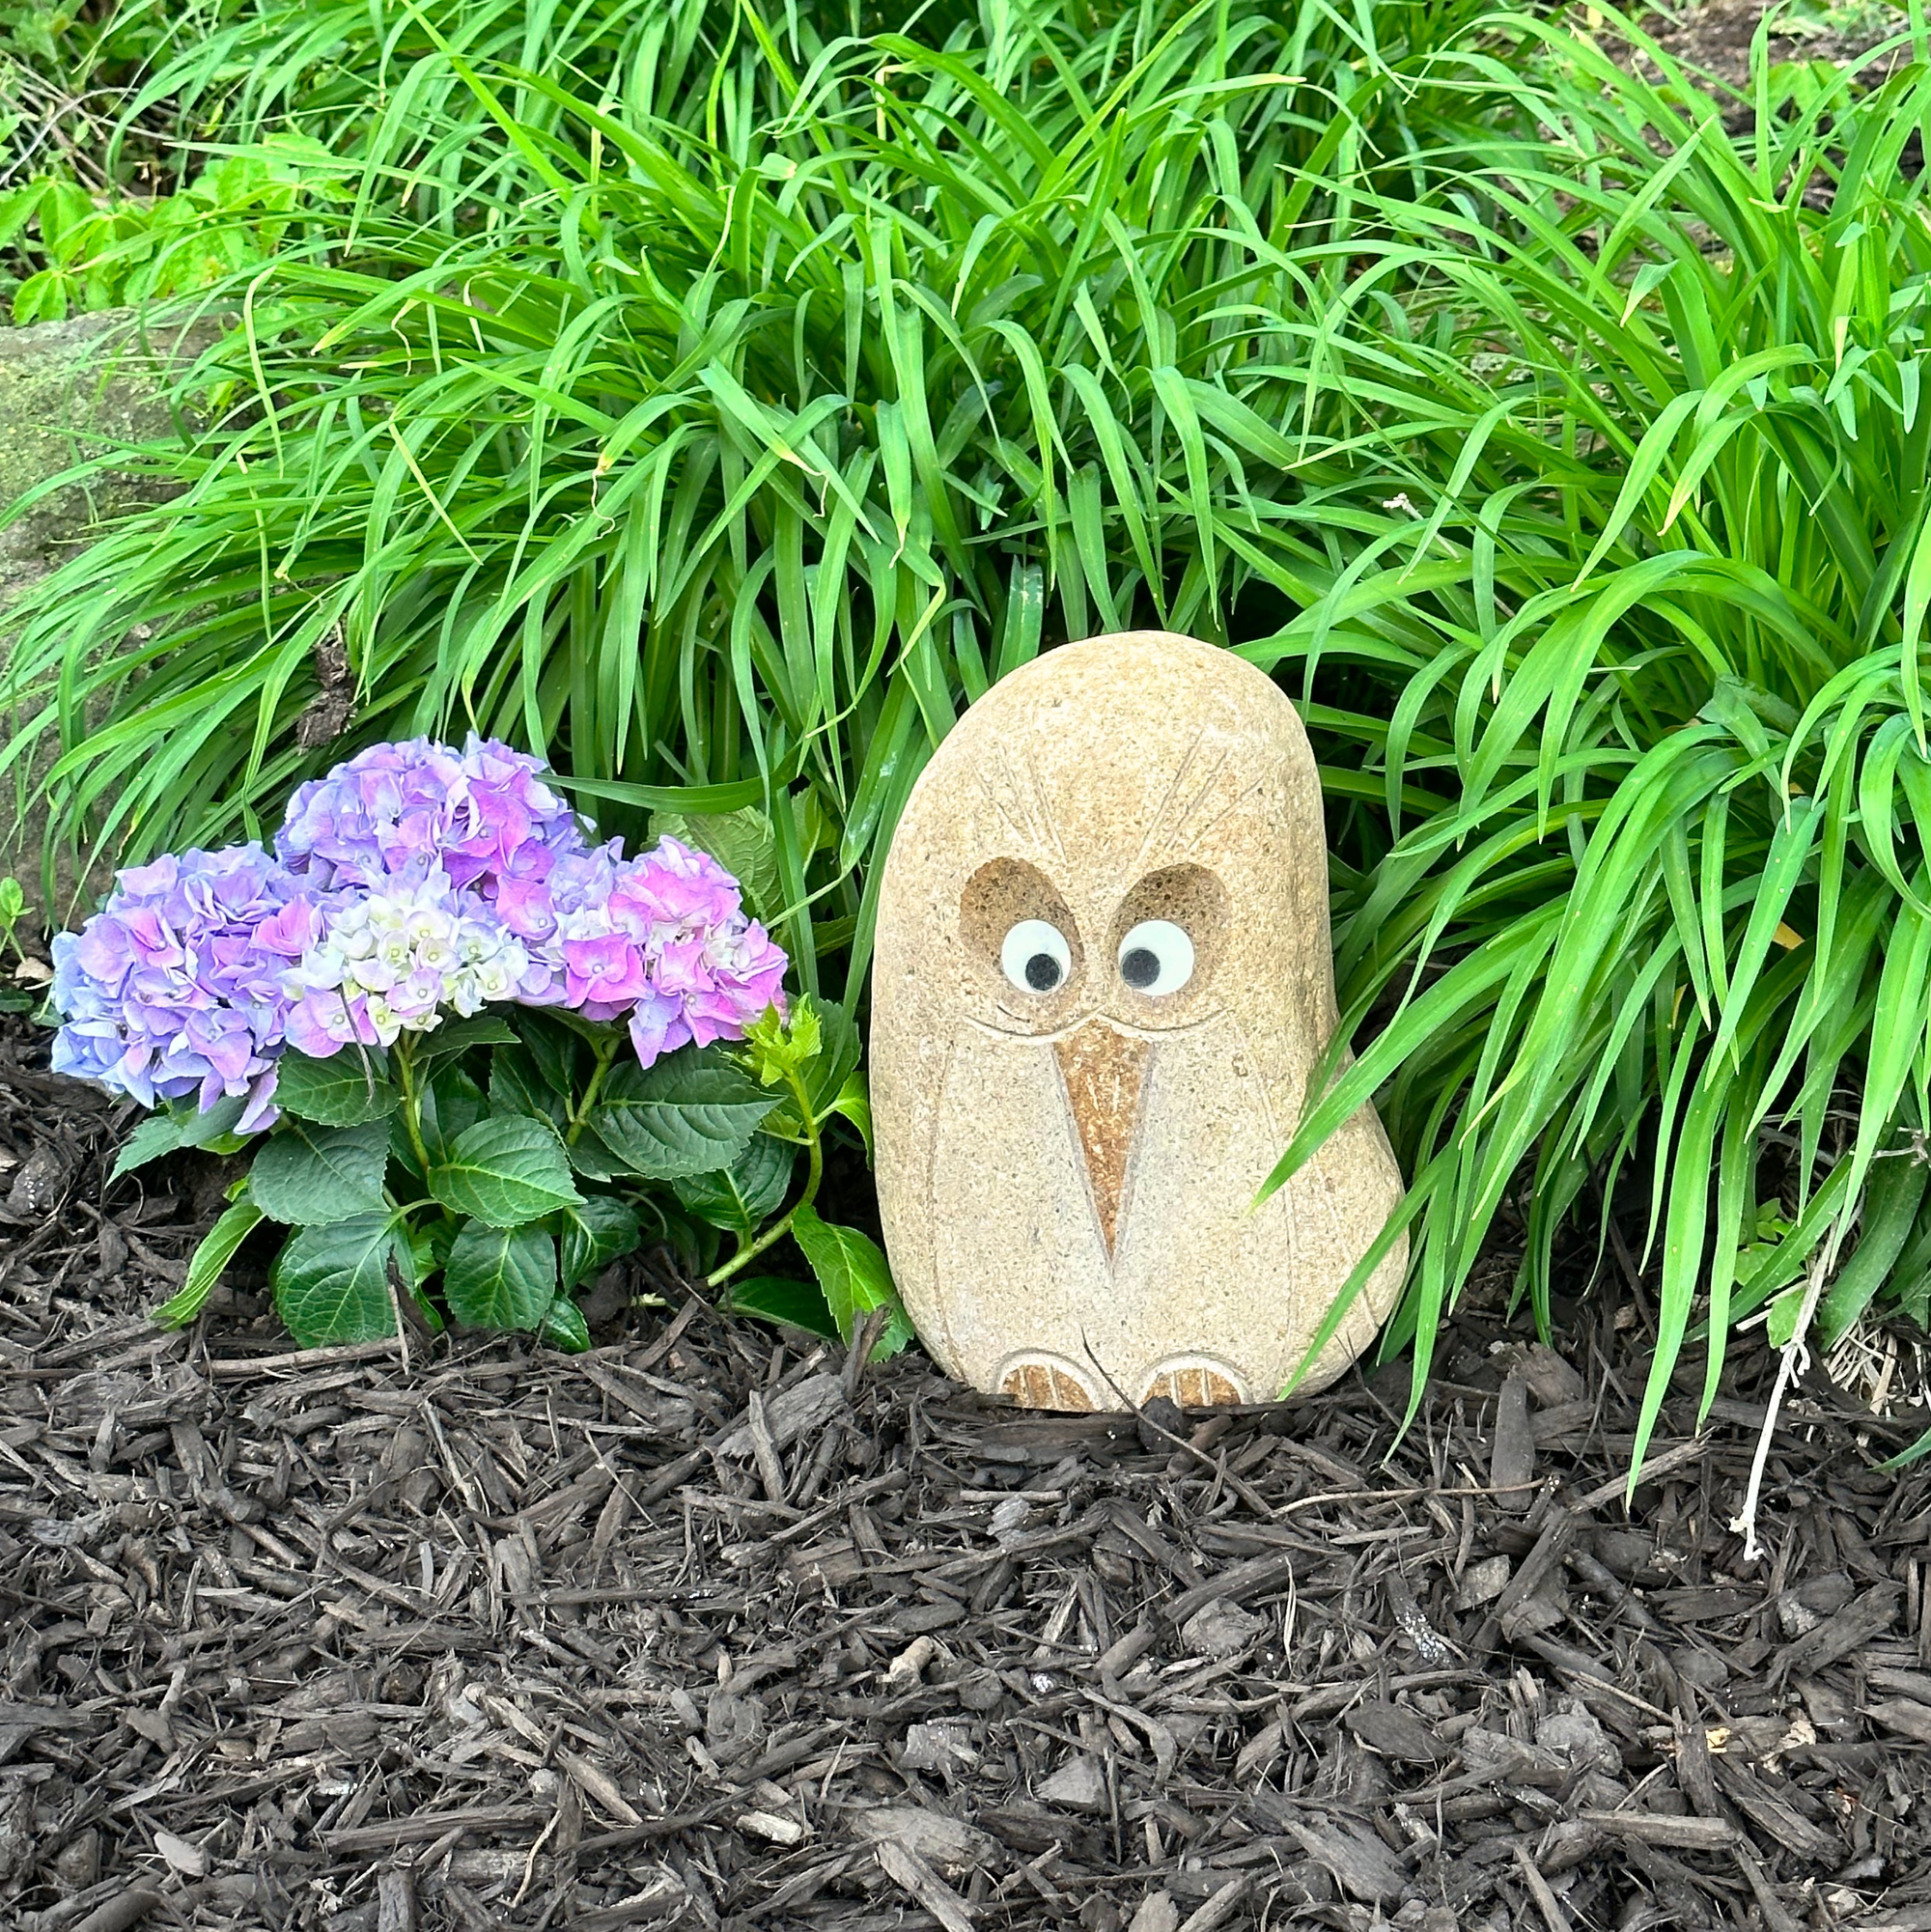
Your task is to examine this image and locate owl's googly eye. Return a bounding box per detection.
[1000,919,1072,994]
[1118,920,1194,995]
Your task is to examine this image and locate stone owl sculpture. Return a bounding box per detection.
[870,631,1408,1411]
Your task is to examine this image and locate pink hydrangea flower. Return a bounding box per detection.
[500,836,787,1064]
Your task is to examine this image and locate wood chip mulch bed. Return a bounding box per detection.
[5,1028,1931,1932]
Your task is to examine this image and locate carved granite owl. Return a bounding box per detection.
[870,631,1407,1411]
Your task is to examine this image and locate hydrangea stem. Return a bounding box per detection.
[566,1036,623,1147]
[391,1038,434,1175]
[707,1062,822,1292]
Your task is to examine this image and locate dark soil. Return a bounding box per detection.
[1640,0,1915,91]
[5,1025,1931,1932]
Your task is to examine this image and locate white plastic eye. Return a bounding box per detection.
[1000,919,1072,994]
[1118,920,1193,995]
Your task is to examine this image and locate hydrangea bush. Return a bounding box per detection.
[52,738,902,1355]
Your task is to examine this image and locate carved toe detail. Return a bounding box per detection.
[997,1357,1098,1412]
[1141,1358,1246,1408]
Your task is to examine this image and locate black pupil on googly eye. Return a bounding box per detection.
[1121,946,1160,990]
[1024,952,1062,992]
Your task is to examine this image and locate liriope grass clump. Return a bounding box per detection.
[1255,18,1931,1467]
[0,0,1528,989]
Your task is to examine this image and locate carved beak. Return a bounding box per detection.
[1053,1019,1150,1259]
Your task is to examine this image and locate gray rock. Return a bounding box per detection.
[1038,1750,1106,1810]
[901,1721,978,1774]
[846,1805,994,1877]
[1181,1596,1263,1660]
[1537,1700,1624,1776]
[1455,1554,1511,1609]
[1129,1893,1179,1932]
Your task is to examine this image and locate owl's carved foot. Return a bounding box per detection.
[996,1354,1099,1412]
[1141,1356,1247,1408]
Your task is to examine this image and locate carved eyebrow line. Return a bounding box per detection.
[1130,722,1211,878]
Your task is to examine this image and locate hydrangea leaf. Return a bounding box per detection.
[556,1195,642,1291]
[110,1112,187,1181]
[672,1134,794,1233]
[418,1065,487,1161]
[828,1070,873,1157]
[563,1125,628,1184]
[807,1001,863,1114]
[724,1273,839,1340]
[152,1199,264,1329]
[591,1045,778,1180]
[490,1047,568,1129]
[249,1118,391,1224]
[790,1204,913,1356]
[443,1218,556,1330]
[272,1047,399,1127]
[271,1213,409,1346]
[416,1015,519,1067]
[540,1295,593,1353]
[429,1115,580,1226]
[181,1093,249,1149]
[755,998,860,1134]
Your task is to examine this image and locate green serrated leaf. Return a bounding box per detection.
[651,806,779,919]
[757,999,859,1134]
[512,1009,587,1094]
[564,1124,629,1183]
[152,1199,264,1329]
[419,1064,487,1158]
[443,1218,556,1330]
[429,1115,580,1225]
[540,1295,593,1353]
[807,1002,861,1115]
[416,1014,519,1065]
[790,1204,913,1355]
[672,1134,795,1233]
[725,1273,839,1339]
[181,1093,250,1149]
[557,1194,642,1290]
[592,1044,778,1180]
[828,1069,873,1157]
[248,1118,391,1224]
[490,1047,567,1128]
[271,1047,400,1127]
[271,1213,409,1347]
[111,1112,186,1181]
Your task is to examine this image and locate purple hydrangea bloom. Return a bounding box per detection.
[51,845,322,1131]
[276,734,585,897]
[53,741,789,1141]
[499,835,787,1065]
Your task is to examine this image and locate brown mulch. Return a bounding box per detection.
[5,1026,1931,1932]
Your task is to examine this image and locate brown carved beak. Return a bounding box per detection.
[1053,1019,1149,1258]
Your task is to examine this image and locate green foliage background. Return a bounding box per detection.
[10,0,1931,1459]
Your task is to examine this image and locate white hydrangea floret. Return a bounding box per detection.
[288,871,530,1048]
